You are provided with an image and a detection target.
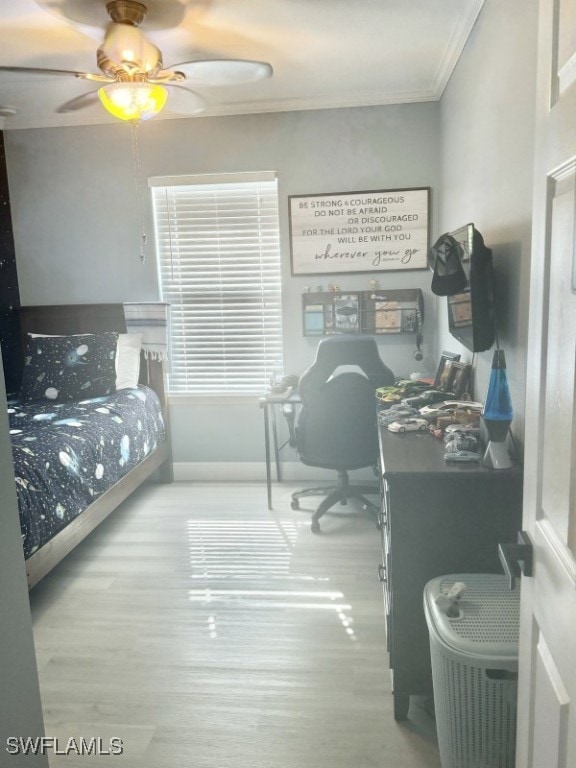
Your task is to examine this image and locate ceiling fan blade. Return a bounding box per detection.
[0,65,89,78]
[164,84,206,114]
[168,59,273,87]
[56,90,100,113]
[0,65,111,83]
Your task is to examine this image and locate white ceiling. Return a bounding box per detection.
[0,0,485,130]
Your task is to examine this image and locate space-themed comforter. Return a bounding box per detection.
[8,386,166,559]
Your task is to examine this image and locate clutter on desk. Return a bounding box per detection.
[432,351,474,399]
[410,371,433,383]
[377,382,485,450]
[269,360,284,390]
[387,417,429,434]
[427,405,482,443]
[378,403,419,426]
[375,378,430,407]
[444,421,480,434]
[419,399,482,418]
[444,449,481,463]
[442,420,482,462]
[267,372,300,396]
[444,429,480,452]
[420,400,482,429]
[402,388,455,409]
[283,374,300,389]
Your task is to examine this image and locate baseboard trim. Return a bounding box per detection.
[172,462,375,483]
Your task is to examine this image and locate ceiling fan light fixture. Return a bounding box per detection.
[103,22,160,73]
[98,81,167,121]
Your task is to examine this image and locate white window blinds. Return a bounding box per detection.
[150,173,283,395]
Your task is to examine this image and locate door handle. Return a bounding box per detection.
[498,531,533,590]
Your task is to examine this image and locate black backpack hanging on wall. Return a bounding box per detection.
[428,233,468,296]
[429,225,496,353]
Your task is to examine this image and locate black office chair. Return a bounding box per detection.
[290,335,395,532]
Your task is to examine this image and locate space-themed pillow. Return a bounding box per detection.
[20,332,119,403]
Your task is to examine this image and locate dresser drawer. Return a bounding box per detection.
[377,427,524,719]
[378,533,392,654]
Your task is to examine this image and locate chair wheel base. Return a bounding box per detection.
[311,519,321,533]
[291,499,300,510]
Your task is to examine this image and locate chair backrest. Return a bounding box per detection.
[296,336,394,471]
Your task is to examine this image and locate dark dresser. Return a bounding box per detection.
[377,427,523,720]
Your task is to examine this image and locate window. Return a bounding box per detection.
[150,172,283,395]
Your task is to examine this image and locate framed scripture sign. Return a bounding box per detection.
[289,187,430,275]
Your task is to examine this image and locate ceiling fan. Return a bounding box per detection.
[0,0,273,121]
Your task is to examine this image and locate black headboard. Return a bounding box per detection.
[16,304,167,411]
[18,303,127,337]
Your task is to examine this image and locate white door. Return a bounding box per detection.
[516,1,576,765]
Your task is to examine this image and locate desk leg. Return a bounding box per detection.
[263,403,273,510]
[271,404,282,483]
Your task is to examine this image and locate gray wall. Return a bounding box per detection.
[4,0,539,464]
[5,103,441,464]
[435,0,539,452]
[0,355,48,766]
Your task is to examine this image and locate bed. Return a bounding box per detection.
[11,303,172,588]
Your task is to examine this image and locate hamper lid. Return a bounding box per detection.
[424,573,520,660]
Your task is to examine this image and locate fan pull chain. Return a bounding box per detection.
[130,120,147,263]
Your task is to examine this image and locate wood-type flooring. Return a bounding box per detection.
[30,482,441,768]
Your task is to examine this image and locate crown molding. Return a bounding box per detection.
[432,0,485,97]
[0,88,442,131]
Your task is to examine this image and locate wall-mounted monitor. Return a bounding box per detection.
[446,224,496,352]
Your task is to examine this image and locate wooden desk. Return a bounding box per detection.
[377,427,523,720]
[259,389,300,509]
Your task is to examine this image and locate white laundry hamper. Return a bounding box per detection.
[423,574,520,768]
